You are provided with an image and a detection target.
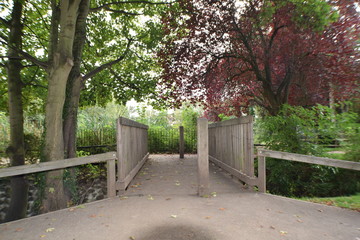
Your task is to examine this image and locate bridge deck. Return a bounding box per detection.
[0,154,359,240]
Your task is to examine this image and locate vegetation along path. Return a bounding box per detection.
[0,155,359,240]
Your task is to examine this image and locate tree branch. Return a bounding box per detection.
[0,16,10,28]
[90,0,178,12]
[82,39,133,81]
[0,38,48,68]
[103,7,142,15]
[109,68,141,90]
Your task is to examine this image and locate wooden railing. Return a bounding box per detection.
[116,117,149,191]
[208,117,257,186]
[0,152,117,197]
[257,149,360,193]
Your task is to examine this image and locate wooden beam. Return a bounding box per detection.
[107,158,116,198]
[209,155,258,186]
[258,156,266,193]
[119,117,148,129]
[116,153,149,191]
[258,149,360,171]
[179,126,184,159]
[208,116,253,129]
[0,152,117,178]
[197,118,209,196]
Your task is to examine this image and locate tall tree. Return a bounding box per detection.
[159,0,359,117]
[3,0,28,222]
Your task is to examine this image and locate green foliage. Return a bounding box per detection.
[148,126,197,154]
[300,193,360,211]
[256,104,360,197]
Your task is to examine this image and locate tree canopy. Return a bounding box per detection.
[159,0,360,117]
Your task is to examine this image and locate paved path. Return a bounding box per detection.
[0,154,359,240]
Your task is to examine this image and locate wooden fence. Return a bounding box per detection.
[257,149,360,193]
[116,117,149,191]
[0,152,117,197]
[208,117,257,186]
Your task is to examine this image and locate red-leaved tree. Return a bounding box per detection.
[158,0,359,117]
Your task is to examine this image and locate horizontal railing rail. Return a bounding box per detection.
[257,149,360,193]
[0,152,117,197]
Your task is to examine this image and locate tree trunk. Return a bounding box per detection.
[63,0,90,159]
[42,0,81,213]
[4,0,28,222]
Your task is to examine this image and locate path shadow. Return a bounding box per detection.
[136,224,217,240]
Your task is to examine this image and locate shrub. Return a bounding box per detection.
[255,104,360,197]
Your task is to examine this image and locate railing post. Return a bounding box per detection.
[258,155,266,193]
[116,118,126,191]
[179,126,184,159]
[197,118,209,196]
[107,158,116,197]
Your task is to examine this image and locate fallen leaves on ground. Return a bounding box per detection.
[15,228,23,232]
[129,236,136,240]
[280,230,288,236]
[40,235,46,238]
[219,208,226,211]
[205,216,212,219]
[171,215,177,218]
[120,196,128,200]
[147,195,154,200]
[45,228,55,233]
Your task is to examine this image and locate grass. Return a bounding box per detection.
[300,193,360,212]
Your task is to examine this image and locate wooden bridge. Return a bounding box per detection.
[0,117,359,239]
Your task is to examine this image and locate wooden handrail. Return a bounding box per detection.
[256,149,360,193]
[257,149,360,171]
[0,152,117,197]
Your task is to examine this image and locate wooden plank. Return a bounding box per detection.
[258,149,360,171]
[179,126,185,159]
[116,153,149,191]
[208,116,253,128]
[107,159,116,197]
[117,118,126,182]
[0,152,117,178]
[258,156,266,193]
[119,117,148,129]
[209,155,258,186]
[197,118,209,196]
[247,121,255,177]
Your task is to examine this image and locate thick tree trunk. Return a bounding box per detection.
[42,0,81,213]
[4,0,28,222]
[63,0,90,159]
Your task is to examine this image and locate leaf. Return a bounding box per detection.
[280,230,288,235]
[170,215,177,218]
[219,208,226,211]
[147,195,154,200]
[15,228,23,232]
[211,192,217,197]
[77,205,86,209]
[40,235,46,238]
[205,216,212,219]
[129,237,136,240]
[120,196,128,200]
[45,228,55,233]
[48,187,55,194]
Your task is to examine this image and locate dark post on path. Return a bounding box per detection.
[179,126,185,159]
[197,118,209,196]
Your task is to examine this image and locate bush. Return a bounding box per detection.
[256,104,360,197]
